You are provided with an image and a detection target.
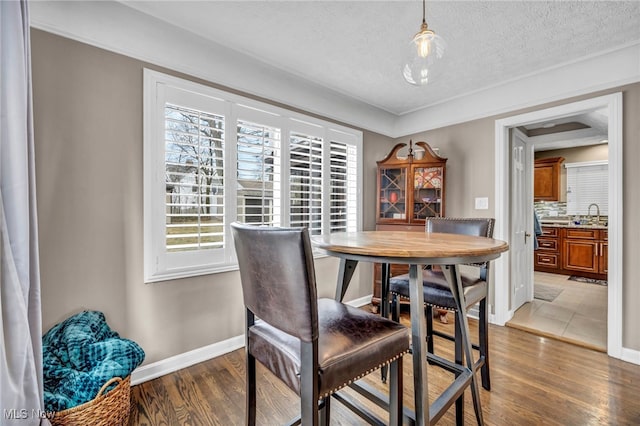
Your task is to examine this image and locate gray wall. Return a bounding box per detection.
[32,29,391,364]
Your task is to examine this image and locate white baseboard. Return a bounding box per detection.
[130,295,373,385]
[345,294,373,308]
[620,347,640,365]
[130,335,245,385]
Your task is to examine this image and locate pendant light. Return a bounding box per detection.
[402,0,445,86]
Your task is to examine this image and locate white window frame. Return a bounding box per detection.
[144,70,363,282]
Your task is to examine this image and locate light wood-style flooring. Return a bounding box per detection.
[129,310,640,425]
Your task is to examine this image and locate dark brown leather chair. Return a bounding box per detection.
[389,217,495,424]
[231,222,410,426]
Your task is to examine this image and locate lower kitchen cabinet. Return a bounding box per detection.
[535,226,607,280]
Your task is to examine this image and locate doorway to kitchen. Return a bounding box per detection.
[492,93,623,359]
[509,129,609,351]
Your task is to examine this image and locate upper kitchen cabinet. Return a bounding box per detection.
[376,141,447,229]
[534,157,564,201]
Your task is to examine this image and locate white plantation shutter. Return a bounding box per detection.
[165,104,225,252]
[566,161,608,215]
[329,141,358,233]
[145,70,362,282]
[236,120,282,226]
[289,132,323,235]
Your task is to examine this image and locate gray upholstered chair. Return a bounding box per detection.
[231,222,410,426]
[389,217,495,424]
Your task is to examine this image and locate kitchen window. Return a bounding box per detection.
[566,160,608,216]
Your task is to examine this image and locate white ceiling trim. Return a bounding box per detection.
[30,1,640,139]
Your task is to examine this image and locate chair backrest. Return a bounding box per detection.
[425,217,495,239]
[231,222,318,343]
[426,218,495,277]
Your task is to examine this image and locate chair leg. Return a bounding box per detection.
[426,305,434,354]
[246,351,257,426]
[380,264,391,383]
[391,294,400,323]
[300,343,320,426]
[479,298,491,390]
[454,315,464,426]
[246,310,257,426]
[319,396,330,426]
[388,356,403,426]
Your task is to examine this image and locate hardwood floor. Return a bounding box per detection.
[129,311,640,425]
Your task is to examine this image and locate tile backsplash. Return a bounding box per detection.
[534,201,567,219]
[535,200,608,224]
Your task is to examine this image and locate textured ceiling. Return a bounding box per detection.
[120,1,640,115]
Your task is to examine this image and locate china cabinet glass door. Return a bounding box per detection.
[413,166,443,219]
[379,167,406,220]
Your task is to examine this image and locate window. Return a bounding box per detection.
[144,70,362,282]
[236,119,281,226]
[566,161,608,216]
[289,131,323,234]
[164,104,225,253]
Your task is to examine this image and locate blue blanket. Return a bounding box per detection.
[43,310,145,412]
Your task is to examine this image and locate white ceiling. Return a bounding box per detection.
[118,1,640,115]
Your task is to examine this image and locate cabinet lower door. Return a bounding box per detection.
[563,240,598,273]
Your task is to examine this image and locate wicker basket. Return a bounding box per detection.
[51,376,131,426]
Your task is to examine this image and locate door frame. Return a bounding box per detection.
[493,92,623,360]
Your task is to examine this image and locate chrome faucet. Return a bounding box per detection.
[588,203,600,225]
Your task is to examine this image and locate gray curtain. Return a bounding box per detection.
[0,1,47,425]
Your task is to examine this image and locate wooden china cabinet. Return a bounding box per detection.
[372,141,447,309]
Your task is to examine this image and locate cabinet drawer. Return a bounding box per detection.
[565,228,599,240]
[602,230,608,241]
[537,238,558,251]
[535,253,559,268]
[541,227,558,237]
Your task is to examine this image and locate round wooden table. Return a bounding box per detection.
[314,231,508,426]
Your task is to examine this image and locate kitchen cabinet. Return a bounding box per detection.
[534,225,607,280]
[534,157,564,201]
[534,226,561,272]
[599,230,608,275]
[372,141,447,309]
[561,228,607,279]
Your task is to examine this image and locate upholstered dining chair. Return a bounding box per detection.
[388,217,495,424]
[231,222,410,426]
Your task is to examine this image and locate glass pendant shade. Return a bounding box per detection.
[402,22,446,86]
[402,0,446,87]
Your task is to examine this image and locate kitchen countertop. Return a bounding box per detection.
[540,221,607,230]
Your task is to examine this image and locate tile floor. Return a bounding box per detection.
[507,271,607,351]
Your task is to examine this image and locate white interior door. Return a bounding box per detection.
[510,129,533,310]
